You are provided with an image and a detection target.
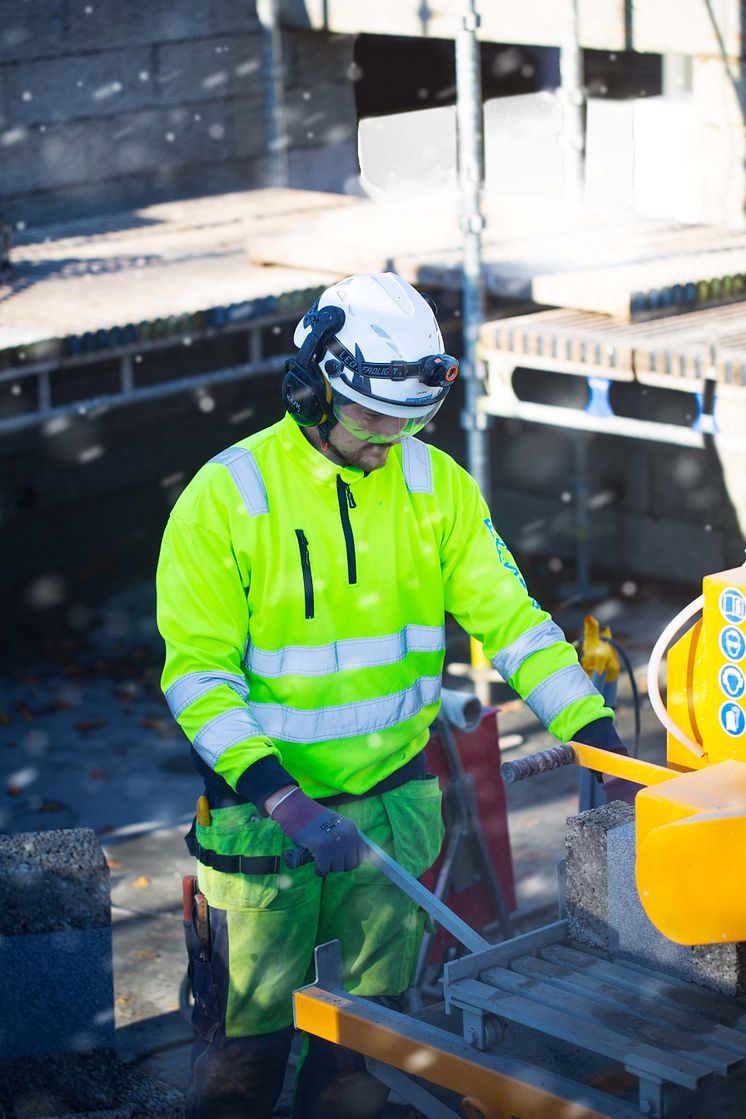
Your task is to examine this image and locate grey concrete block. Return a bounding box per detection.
[0,927,115,1057]
[69,0,210,51]
[210,0,261,33]
[156,34,263,105]
[284,28,356,88]
[234,96,269,158]
[86,102,236,182]
[3,49,155,126]
[0,121,93,196]
[0,0,66,64]
[288,138,359,193]
[693,942,746,999]
[565,801,634,949]
[0,1051,183,1117]
[619,512,726,584]
[283,80,356,148]
[0,829,109,934]
[607,822,692,981]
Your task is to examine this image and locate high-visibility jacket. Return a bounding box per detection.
[156,414,611,802]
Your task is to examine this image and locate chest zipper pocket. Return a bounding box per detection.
[295,529,314,620]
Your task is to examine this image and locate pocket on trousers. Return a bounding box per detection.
[195,804,284,910]
[382,776,445,879]
[188,925,221,1042]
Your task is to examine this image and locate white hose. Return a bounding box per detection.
[646,595,706,759]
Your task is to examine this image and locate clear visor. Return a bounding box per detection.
[332,392,444,443]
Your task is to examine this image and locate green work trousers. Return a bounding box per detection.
[194,776,444,1037]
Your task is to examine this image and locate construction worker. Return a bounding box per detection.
[156,272,626,1119]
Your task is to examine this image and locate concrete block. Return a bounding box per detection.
[69,0,210,51]
[693,942,746,998]
[0,121,94,196]
[647,443,744,537]
[85,102,236,182]
[0,0,66,63]
[698,124,746,230]
[634,0,745,58]
[283,80,356,149]
[0,828,109,933]
[234,96,269,158]
[484,92,563,201]
[693,55,746,128]
[3,49,155,126]
[565,801,634,949]
[156,34,263,105]
[0,926,114,1056]
[210,0,261,33]
[288,138,359,193]
[0,829,113,1059]
[633,95,699,224]
[619,512,726,585]
[607,822,692,981]
[584,97,634,210]
[284,28,356,88]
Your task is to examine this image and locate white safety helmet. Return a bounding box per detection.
[292,272,458,438]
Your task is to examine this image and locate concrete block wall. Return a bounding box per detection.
[487,415,746,589]
[0,4,360,225]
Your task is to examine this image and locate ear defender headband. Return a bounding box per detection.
[282,302,346,433]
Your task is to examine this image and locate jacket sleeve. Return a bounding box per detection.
[439,461,613,742]
[156,512,294,806]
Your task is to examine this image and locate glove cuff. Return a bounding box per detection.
[270,787,327,838]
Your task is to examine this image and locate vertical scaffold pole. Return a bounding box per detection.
[455,0,490,502]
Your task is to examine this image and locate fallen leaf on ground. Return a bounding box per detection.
[106,857,123,870]
[131,948,160,960]
[75,719,108,734]
[132,875,151,888]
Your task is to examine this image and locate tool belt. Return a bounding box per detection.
[184,750,428,867]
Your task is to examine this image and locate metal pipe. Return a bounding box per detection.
[559,0,585,204]
[0,355,292,436]
[257,0,290,188]
[455,0,490,501]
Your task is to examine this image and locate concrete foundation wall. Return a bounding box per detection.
[0,4,360,225]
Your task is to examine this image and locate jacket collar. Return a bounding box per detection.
[277,413,370,487]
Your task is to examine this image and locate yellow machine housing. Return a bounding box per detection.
[667,565,746,770]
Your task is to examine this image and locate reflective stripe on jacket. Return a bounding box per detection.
[156,414,610,798]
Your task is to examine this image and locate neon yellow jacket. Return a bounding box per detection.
[156,414,611,801]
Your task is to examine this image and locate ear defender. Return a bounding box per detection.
[282,302,345,429]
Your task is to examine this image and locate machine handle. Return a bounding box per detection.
[285,846,313,869]
[501,744,576,783]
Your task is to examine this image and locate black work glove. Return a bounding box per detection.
[573,717,642,806]
[270,788,367,876]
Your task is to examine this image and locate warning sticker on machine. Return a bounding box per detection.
[720,626,746,662]
[720,701,746,737]
[720,587,746,626]
[719,663,746,701]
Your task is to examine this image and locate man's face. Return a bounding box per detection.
[327,402,408,471]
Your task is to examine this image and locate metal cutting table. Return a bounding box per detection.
[295,921,746,1119]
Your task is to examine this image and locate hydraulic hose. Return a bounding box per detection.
[646,595,706,759]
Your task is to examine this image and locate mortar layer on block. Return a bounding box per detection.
[0,829,109,934]
[0,1051,183,1119]
[565,801,635,949]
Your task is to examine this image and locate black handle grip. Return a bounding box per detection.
[284,846,314,869]
[501,744,576,784]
